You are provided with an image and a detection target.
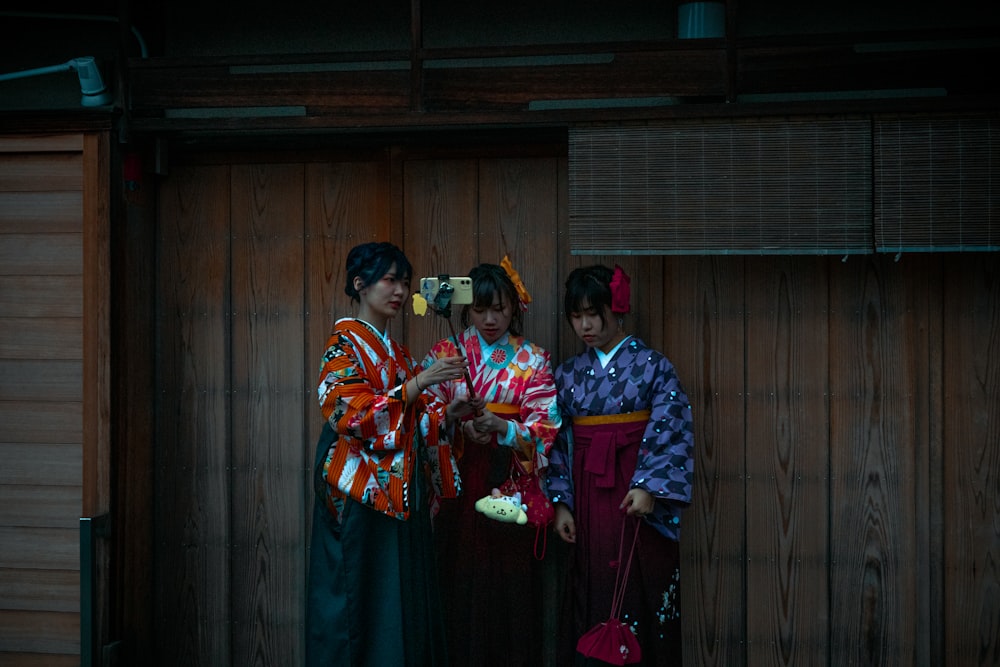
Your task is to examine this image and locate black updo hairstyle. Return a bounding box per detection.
[343,242,413,303]
[460,263,523,337]
[563,264,614,328]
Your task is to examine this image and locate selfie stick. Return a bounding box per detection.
[431,281,479,402]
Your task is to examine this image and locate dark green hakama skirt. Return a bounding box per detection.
[306,423,448,667]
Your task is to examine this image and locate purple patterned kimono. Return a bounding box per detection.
[548,336,694,666]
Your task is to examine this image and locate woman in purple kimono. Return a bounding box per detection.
[547,264,695,667]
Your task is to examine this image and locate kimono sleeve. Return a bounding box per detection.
[545,368,576,510]
[317,331,409,452]
[510,343,562,464]
[631,356,695,507]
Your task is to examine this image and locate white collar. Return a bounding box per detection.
[475,328,509,355]
[594,335,630,368]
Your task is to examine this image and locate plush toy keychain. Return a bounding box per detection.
[474,488,529,526]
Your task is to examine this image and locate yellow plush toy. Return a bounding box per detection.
[475,488,529,525]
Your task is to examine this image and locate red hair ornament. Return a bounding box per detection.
[610,265,631,314]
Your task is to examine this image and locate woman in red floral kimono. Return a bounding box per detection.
[421,262,561,667]
[306,242,475,667]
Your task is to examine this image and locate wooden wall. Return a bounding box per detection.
[150,146,999,667]
[0,132,110,666]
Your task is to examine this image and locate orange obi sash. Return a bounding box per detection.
[572,409,650,426]
[487,403,521,418]
[571,410,651,489]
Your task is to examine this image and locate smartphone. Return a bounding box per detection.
[419,275,474,306]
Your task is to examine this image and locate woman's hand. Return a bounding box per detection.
[446,395,484,424]
[620,488,655,516]
[418,355,468,389]
[471,407,505,435]
[461,420,492,444]
[553,503,576,544]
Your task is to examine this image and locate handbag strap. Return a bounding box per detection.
[609,518,641,620]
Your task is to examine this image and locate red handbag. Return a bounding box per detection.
[497,453,554,527]
[496,452,554,559]
[576,519,642,666]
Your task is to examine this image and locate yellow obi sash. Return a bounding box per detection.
[571,410,650,489]
[487,403,521,418]
[572,409,650,426]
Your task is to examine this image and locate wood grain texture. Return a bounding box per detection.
[0,444,81,486]
[0,193,82,231]
[0,528,77,570]
[942,255,1000,666]
[0,360,81,401]
[111,137,159,666]
[0,234,82,276]
[0,402,82,443]
[230,163,307,667]
[745,257,830,667]
[0,138,87,666]
[0,318,81,359]
[829,256,925,665]
[0,569,78,612]
[478,157,560,354]
[402,157,478,361]
[0,153,82,192]
[0,652,79,667]
[155,164,233,666]
[0,485,81,529]
[0,277,83,317]
[665,256,747,667]
[303,159,390,553]
[0,610,78,654]
[0,135,83,153]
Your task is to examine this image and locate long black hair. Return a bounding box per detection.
[343,242,413,302]
[460,263,524,337]
[563,264,614,328]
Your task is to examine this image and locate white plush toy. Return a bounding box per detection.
[474,488,529,525]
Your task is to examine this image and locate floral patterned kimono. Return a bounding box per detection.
[422,326,560,667]
[306,318,460,667]
[547,336,695,667]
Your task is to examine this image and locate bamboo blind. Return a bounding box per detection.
[568,118,873,255]
[874,116,1000,253]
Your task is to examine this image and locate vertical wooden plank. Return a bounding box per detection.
[665,255,746,667]
[924,255,945,667]
[402,158,478,362]
[114,143,159,666]
[230,163,306,667]
[303,159,391,570]
[555,154,579,362]
[81,130,112,667]
[901,254,940,667]
[81,132,110,518]
[479,157,560,354]
[829,256,923,665]
[156,164,232,666]
[745,256,829,666]
[942,254,1000,666]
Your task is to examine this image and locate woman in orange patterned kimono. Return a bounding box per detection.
[306,242,478,667]
[421,263,561,667]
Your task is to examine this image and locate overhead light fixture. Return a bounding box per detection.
[0,56,112,107]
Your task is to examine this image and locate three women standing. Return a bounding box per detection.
[307,248,693,667]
